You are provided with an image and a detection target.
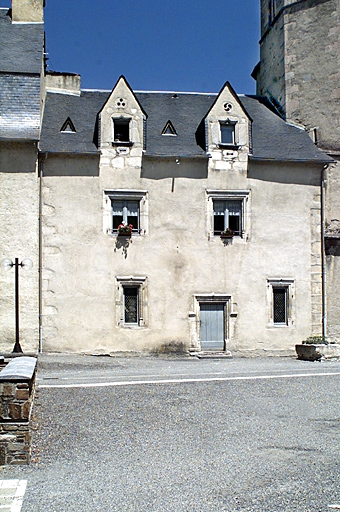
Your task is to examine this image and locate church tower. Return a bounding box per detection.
[254,0,340,340]
[255,0,340,153]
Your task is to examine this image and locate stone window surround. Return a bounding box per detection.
[116,276,148,328]
[206,190,250,240]
[103,190,148,236]
[266,278,295,328]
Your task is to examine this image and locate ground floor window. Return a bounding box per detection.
[273,287,288,325]
[116,276,147,327]
[267,279,294,327]
[123,286,139,324]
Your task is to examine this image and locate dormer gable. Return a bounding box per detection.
[99,76,147,149]
[203,81,252,153]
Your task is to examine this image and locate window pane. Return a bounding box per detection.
[112,214,123,229]
[226,200,242,215]
[220,124,235,144]
[229,216,240,234]
[124,287,138,324]
[214,215,225,233]
[112,200,123,216]
[273,288,287,324]
[127,201,139,231]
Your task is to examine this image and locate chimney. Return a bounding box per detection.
[11,0,45,22]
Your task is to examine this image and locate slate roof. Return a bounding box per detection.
[39,89,332,164]
[0,8,44,74]
[0,74,41,140]
[241,95,332,163]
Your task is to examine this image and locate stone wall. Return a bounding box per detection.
[0,357,37,465]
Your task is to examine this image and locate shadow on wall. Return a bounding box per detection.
[141,157,208,180]
[248,161,321,186]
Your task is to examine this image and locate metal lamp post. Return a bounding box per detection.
[0,257,33,353]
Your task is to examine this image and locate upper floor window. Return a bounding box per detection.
[104,190,148,236]
[113,118,130,144]
[219,121,237,148]
[207,190,250,239]
[112,199,140,233]
[213,199,242,236]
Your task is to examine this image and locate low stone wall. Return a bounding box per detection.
[0,357,37,465]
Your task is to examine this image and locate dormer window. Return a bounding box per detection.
[112,118,131,145]
[219,121,236,146]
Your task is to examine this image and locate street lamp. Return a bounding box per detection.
[0,257,33,353]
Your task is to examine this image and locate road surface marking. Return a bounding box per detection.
[38,371,340,389]
[0,480,27,512]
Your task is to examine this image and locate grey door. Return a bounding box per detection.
[200,303,225,350]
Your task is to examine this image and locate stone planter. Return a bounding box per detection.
[295,344,340,361]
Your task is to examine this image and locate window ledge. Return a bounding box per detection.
[112,141,134,147]
[107,229,143,236]
[218,144,239,150]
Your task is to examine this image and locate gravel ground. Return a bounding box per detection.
[1,355,340,511]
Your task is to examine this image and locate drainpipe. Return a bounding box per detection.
[321,164,328,339]
[38,154,44,353]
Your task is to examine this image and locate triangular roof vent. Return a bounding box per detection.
[60,117,76,133]
[162,120,177,136]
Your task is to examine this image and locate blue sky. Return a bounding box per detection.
[5,0,260,94]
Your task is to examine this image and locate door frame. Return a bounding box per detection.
[191,294,231,351]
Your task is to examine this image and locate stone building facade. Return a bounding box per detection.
[0,0,337,355]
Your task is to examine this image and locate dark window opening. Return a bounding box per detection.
[60,117,76,133]
[162,120,177,136]
[273,287,287,324]
[124,287,138,324]
[113,119,130,142]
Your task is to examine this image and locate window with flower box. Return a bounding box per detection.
[213,199,242,236]
[207,190,250,239]
[103,191,148,236]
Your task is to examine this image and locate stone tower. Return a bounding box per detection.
[254,0,340,340]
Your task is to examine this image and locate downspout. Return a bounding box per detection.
[321,164,328,338]
[38,154,44,352]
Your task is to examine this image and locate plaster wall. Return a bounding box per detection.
[40,152,322,355]
[0,143,39,353]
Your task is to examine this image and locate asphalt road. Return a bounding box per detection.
[1,354,340,511]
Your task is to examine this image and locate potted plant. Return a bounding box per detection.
[117,222,133,236]
[295,335,340,361]
[220,228,234,239]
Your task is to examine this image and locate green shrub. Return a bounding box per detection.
[302,335,329,345]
